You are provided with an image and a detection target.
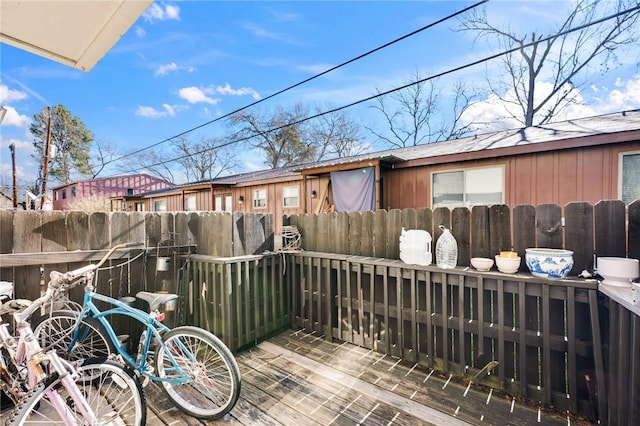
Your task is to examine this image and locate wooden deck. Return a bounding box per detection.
[147,329,595,426]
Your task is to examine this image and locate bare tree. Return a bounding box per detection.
[307,108,367,158]
[88,139,119,178]
[367,71,480,148]
[172,136,237,182]
[459,0,640,127]
[122,147,176,183]
[229,104,314,169]
[122,136,237,184]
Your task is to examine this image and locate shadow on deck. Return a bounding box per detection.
[147,329,595,426]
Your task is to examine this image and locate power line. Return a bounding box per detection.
[132,2,640,173]
[106,0,489,166]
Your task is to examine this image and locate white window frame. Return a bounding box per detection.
[135,202,145,212]
[619,150,640,205]
[283,186,299,208]
[214,195,224,212]
[153,199,167,212]
[224,194,233,212]
[253,189,267,209]
[431,165,505,209]
[185,195,197,211]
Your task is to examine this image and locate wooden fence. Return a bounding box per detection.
[0,210,274,301]
[285,200,640,275]
[184,254,289,352]
[286,252,604,420]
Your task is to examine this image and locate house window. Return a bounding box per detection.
[214,194,233,212]
[432,166,504,208]
[62,189,67,200]
[135,202,145,212]
[620,151,640,205]
[153,200,167,212]
[54,191,58,201]
[127,188,134,196]
[225,195,232,212]
[283,186,299,208]
[71,186,76,197]
[185,196,196,211]
[253,189,267,208]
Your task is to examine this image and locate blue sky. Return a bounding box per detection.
[1,0,639,191]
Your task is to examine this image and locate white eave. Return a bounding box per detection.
[0,0,153,72]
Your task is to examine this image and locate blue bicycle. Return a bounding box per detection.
[32,242,241,420]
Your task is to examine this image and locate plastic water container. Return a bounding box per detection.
[435,225,457,269]
[399,228,432,266]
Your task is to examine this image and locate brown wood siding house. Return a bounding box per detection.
[117,110,640,232]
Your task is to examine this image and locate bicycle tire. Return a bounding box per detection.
[155,325,241,419]
[32,311,115,362]
[6,358,146,425]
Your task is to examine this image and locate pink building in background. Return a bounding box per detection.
[52,174,173,210]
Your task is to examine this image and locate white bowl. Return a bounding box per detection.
[471,257,494,271]
[597,257,639,287]
[495,255,521,274]
[525,248,574,279]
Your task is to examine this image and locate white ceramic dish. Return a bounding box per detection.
[495,255,521,274]
[597,257,639,287]
[471,257,493,271]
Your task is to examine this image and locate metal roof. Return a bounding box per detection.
[130,109,640,198]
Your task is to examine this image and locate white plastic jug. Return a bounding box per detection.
[435,225,457,269]
[399,228,432,266]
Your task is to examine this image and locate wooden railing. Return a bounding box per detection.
[285,251,605,421]
[182,253,289,352]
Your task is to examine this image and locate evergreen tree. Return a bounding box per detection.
[30,104,94,185]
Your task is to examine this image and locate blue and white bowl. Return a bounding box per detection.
[525,248,574,279]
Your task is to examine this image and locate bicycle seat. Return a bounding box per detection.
[136,291,179,312]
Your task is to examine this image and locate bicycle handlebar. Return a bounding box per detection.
[11,242,145,323]
[59,241,145,284]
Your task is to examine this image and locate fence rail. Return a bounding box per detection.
[286,251,605,421]
[286,200,640,275]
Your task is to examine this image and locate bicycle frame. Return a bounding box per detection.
[0,292,99,425]
[69,288,192,386]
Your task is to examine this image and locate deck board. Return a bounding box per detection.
[0,329,595,425]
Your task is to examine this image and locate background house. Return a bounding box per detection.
[53,173,173,210]
[113,109,640,232]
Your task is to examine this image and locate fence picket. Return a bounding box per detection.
[629,200,640,260]
[512,205,535,257]
[595,200,627,258]
[471,205,491,259]
[535,204,562,249]
[489,204,512,255]
[452,207,470,267]
[564,202,594,274]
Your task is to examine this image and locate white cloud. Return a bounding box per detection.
[162,103,175,117]
[143,3,181,23]
[216,83,261,100]
[178,87,220,105]
[135,26,146,38]
[296,64,333,74]
[154,62,195,76]
[0,84,27,103]
[135,104,177,119]
[0,106,31,127]
[459,81,601,132]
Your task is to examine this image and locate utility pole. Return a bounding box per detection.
[9,143,17,208]
[41,107,52,208]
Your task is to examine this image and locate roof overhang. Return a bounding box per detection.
[0,0,152,71]
[299,156,403,176]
